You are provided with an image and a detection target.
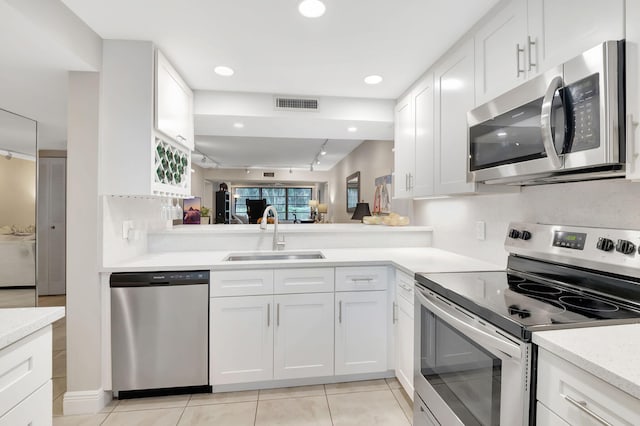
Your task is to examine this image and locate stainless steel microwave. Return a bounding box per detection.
[468,41,625,185]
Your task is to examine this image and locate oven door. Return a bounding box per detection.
[414,286,530,426]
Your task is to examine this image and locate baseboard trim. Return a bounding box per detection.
[63,388,112,415]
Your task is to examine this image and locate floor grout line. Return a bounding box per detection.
[323,385,335,426]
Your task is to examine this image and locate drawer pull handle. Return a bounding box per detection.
[267,303,271,327]
[339,301,342,324]
[277,303,280,327]
[399,283,413,291]
[351,277,373,283]
[563,395,612,426]
[392,302,397,324]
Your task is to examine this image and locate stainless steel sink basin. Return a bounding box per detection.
[224,251,325,262]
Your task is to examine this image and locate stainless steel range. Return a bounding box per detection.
[413,222,640,426]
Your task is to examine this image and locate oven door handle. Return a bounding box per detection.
[540,75,564,169]
[416,289,522,360]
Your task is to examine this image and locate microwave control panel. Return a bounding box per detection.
[567,73,600,152]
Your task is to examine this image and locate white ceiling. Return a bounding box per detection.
[1,0,500,168]
[61,0,499,99]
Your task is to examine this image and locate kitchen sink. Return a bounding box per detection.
[224,251,325,262]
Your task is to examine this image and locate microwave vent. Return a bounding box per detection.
[274,96,319,111]
[263,172,275,178]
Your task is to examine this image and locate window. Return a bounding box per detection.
[233,187,313,220]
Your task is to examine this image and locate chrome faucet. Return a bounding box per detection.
[260,206,285,251]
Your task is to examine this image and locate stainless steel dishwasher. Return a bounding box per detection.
[110,270,210,398]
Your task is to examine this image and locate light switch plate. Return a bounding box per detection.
[476,221,486,240]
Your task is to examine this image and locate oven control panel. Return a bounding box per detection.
[552,231,586,250]
[505,222,640,280]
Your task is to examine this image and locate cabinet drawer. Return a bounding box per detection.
[274,268,334,294]
[537,348,640,426]
[211,269,274,297]
[336,266,388,291]
[0,327,51,417]
[395,270,414,304]
[0,380,51,425]
[536,402,570,426]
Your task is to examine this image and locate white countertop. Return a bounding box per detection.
[152,224,433,235]
[533,324,640,400]
[102,247,502,275]
[0,307,65,350]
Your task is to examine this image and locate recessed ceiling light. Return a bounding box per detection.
[299,0,326,18]
[347,126,358,133]
[214,66,234,77]
[233,122,245,129]
[497,131,507,137]
[364,75,383,85]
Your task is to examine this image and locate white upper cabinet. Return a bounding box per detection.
[155,50,194,150]
[394,93,415,199]
[434,38,477,195]
[475,0,528,105]
[393,73,435,199]
[627,0,640,180]
[527,0,624,77]
[475,0,624,105]
[100,40,192,197]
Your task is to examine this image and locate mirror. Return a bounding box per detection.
[0,108,37,308]
[346,171,360,212]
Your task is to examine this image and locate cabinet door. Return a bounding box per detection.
[210,296,273,384]
[627,0,640,180]
[155,50,194,150]
[335,291,387,375]
[527,0,624,76]
[395,295,414,398]
[394,93,415,199]
[434,38,477,195]
[413,73,435,197]
[475,0,528,105]
[274,293,334,380]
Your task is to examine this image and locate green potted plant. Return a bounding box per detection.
[200,206,211,224]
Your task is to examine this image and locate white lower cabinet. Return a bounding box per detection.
[395,295,414,397]
[0,381,51,426]
[210,295,274,385]
[536,348,640,426]
[335,290,388,375]
[274,293,334,380]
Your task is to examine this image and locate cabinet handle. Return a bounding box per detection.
[176,134,186,142]
[563,395,612,426]
[627,114,639,176]
[338,300,342,324]
[516,43,525,77]
[527,36,537,71]
[392,302,397,324]
[408,173,413,189]
[400,283,413,292]
[267,303,271,327]
[276,303,280,327]
[405,173,409,191]
[352,277,373,283]
[51,225,56,230]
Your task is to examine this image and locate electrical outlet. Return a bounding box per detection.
[122,220,133,239]
[476,221,486,241]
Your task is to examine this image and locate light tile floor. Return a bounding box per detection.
[41,296,414,425]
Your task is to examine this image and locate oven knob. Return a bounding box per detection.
[615,239,636,255]
[508,229,521,239]
[520,231,532,240]
[596,237,614,252]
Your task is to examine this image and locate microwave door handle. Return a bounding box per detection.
[541,75,564,169]
[415,289,522,360]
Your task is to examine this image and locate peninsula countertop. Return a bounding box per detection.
[0,307,65,350]
[102,247,502,275]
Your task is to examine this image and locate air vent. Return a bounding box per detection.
[274,96,319,111]
[263,172,275,178]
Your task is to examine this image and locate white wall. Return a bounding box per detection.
[328,140,394,223]
[413,179,640,267]
[0,156,35,226]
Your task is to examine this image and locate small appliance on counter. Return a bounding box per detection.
[413,222,640,426]
[110,270,211,399]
